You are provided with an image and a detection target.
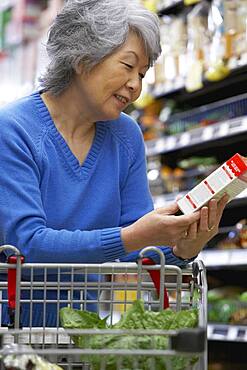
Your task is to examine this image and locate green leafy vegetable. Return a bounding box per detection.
[60,301,199,370]
[208,300,238,323]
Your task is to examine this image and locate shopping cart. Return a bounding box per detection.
[0,245,207,370]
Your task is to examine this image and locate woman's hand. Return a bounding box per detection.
[121,201,200,252]
[173,194,229,259]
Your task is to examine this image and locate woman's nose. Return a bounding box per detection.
[126,76,141,93]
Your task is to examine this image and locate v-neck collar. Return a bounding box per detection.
[33,91,107,180]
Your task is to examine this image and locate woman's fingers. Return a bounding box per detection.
[174,211,201,230]
[187,221,197,239]
[199,206,209,231]
[198,194,229,232]
[217,193,229,218]
[208,198,217,229]
[157,202,179,215]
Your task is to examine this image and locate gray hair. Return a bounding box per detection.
[39,0,161,95]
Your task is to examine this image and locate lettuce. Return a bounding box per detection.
[60,301,199,370]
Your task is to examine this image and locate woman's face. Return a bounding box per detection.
[74,32,149,121]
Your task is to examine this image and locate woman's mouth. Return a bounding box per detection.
[114,94,129,105]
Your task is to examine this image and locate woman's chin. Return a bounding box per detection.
[102,111,122,121]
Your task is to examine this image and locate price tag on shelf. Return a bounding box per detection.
[242,116,247,130]
[230,250,247,265]
[179,132,190,146]
[166,136,177,150]
[199,250,230,266]
[202,126,213,141]
[218,122,229,137]
[155,138,166,153]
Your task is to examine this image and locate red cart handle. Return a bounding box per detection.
[142,257,169,309]
[7,255,24,310]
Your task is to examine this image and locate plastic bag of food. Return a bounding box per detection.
[1,343,63,370]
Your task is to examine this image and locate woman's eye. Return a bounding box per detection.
[123,63,133,69]
[122,62,145,80]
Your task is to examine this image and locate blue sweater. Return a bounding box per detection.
[0,91,187,266]
[0,92,189,326]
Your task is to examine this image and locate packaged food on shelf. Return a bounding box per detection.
[147,155,165,196]
[153,12,188,94]
[208,287,247,325]
[185,0,211,91]
[2,343,63,370]
[224,0,238,64]
[160,92,247,136]
[236,0,247,65]
[237,219,247,248]
[152,0,247,94]
[134,98,165,140]
[160,165,186,193]
[159,156,217,193]
[216,230,240,250]
[202,0,230,82]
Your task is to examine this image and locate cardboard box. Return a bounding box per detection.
[177,153,247,214]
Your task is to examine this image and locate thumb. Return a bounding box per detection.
[158,202,179,215]
[179,211,200,224]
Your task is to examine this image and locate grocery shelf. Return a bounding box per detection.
[198,249,247,267]
[145,116,247,156]
[153,64,247,107]
[207,324,247,342]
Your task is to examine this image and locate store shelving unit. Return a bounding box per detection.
[147,83,247,370]
[146,115,247,156]
[153,64,247,107]
[145,2,247,368]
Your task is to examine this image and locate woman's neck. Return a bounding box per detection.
[41,89,96,165]
[41,89,95,140]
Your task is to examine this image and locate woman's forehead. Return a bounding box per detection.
[116,33,149,64]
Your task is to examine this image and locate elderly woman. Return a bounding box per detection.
[0,0,227,326]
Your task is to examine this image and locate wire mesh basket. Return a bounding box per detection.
[0,245,207,370]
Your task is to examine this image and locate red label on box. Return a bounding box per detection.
[186,194,197,209]
[222,165,233,180]
[204,180,215,194]
[226,153,247,176]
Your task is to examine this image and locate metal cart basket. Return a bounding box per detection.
[0,245,207,370]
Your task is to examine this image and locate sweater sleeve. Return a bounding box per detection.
[120,247,196,267]
[0,116,126,263]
